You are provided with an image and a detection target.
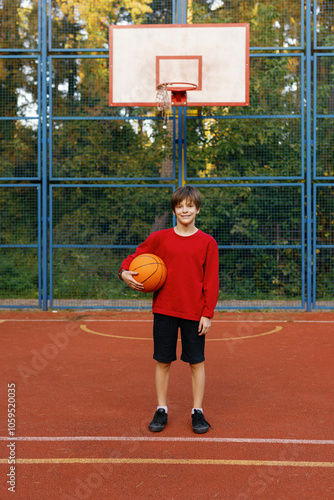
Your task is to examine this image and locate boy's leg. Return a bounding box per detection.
[179,318,206,408]
[190,361,212,433]
[155,361,171,406]
[153,314,178,406]
[190,361,205,409]
[149,314,178,433]
[148,361,171,432]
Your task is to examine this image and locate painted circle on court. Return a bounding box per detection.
[80,324,283,341]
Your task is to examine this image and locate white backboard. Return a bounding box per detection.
[109,23,249,107]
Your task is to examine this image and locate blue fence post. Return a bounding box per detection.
[42,0,48,310]
[176,0,184,188]
[177,109,184,187]
[306,0,312,311]
[33,0,312,310]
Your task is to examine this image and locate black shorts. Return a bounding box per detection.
[153,313,205,364]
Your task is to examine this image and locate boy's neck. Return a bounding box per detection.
[174,224,198,236]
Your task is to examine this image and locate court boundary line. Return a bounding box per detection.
[1,436,333,445]
[0,457,333,467]
[80,324,283,341]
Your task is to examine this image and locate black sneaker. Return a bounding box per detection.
[148,408,168,432]
[192,409,212,434]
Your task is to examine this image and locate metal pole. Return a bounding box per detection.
[177,108,184,187]
[41,0,48,310]
[305,0,312,311]
[177,0,185,187]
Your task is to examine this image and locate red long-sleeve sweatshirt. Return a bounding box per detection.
[119,228,219,321]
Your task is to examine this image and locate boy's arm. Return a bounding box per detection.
[198,316,211,336]
[120,270,145,291]
[201,238,219,319]
[118,233,156,289]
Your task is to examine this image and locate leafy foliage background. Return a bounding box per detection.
[0,0,334,305]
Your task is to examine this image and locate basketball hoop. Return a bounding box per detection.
[110,24,250,109]
[156,82,198,126]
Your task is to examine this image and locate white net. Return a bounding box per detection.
[156,83,170,111]
[156,83,171,125]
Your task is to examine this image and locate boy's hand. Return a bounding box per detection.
[121,270,145,291]
[198,316,211,335]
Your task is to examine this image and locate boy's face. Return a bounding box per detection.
[173,197,200,227]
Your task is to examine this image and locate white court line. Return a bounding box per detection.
[0,436,333,445]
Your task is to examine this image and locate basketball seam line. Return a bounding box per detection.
[130,255,166,290]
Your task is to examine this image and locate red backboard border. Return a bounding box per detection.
[109,23,250,108]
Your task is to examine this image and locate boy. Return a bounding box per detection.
[118,185,219,434]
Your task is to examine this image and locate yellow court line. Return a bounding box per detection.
[80,324,283,341]
[80,324,151,340]
[206,326,282,341]
[0,458,333,467]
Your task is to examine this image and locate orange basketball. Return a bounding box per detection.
[129,253,167,293]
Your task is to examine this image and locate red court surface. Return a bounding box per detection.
[1,310,334,499]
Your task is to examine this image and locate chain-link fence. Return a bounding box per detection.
[0,1,333,309]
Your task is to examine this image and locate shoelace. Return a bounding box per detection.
[193,410,213,429]
[154,409,167,423]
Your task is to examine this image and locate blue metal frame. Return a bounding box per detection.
[49,183,176,309]
[249,1,304,52]
[48,54,177,181]
[192,183,305,310]
[184,53,305,182]
[47,0,107,53]
[312,183,317,308]
[0,184,42,309]
[1,0,332,310]
[314,0,334,51]
[313,53,334,180]
[48,0,177,52]
[0,1,41,52]
[178,108,184,186]
[313,184,334,309]
[305,0,312,311]
[42,0,48,310]
[0,55,41,181]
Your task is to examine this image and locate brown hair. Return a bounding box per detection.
[170,185,202,211]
